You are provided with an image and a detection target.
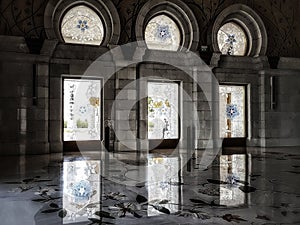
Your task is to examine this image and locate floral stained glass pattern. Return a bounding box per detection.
[64,79,101,141]
[226,104,240,120]
[63,160,101,224]
[61,5,104,45]
[145,15,181,51]
[217,22,247,56]
[148,82,179,139]
[219,85,246,138]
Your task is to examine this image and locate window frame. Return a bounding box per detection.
[62,75,104,152]
[147,79,182,150]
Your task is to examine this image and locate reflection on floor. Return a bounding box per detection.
[0,147,300,224]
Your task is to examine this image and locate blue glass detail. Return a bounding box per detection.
[159,181,169,190]
[226,104,240,120]
[226,34,237,44]
[71,180,92,201]
[226,173,240,187]
[79,106,87,114]
[225,34,236,55]
[156,25,171,41]
[77,20,89,31]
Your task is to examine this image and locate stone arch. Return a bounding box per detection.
[135,0,200,52]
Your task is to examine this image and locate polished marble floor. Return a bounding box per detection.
[0,147,300,225]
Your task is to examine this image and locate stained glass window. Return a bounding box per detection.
[217,22,247,56]
[61,5,104,45]
[63,160,101,224]
[219,85,246,138]
[147,157,179,216]
[64,79,101,141]
[148,82,179,139]
[145,15,181,51]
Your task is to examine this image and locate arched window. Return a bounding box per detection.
[144,14,181,51]
[61,5,104,46]
[210,4,267,57]
[217,22,248,56]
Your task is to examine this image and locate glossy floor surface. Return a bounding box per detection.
[0,147,300,225]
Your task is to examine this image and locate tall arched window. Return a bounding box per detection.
[217,22,248,56]
[144,14,181,51]
[61,5,104,46]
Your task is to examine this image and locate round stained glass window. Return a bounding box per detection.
[145,15,181,51]
[61,5,104,46]
[217,22,248,56]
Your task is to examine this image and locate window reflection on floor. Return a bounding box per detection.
[219,154,251,206]
[63,160,101,224]
[147,157,180,216]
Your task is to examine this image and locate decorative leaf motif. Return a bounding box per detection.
[58,209,67,218]
[222,214,247,223]
[207,179,228,185]
[88,218,102,224]
[176,211,211,220]
[86,202,101,208]
[105,192,127,201]
[168,182,184,186]
[285,171,300,175]
[22,178,34,183]
[235,180,249,185]
[41,208,61,214]
[32,198,47,202]
[95,211,115,219]
[4,181,22,184]
[151,205,170,214]
[239,186,257,193]
[49,197,62,200]
[34,179,53,183]
[158,200,169,204]
[256,215,271,221]
[131,211,142,218]
[249,174,261,178]
[49,203,59,208]
[198,186,219,196]
[135,182,146,188]
[192,212,211,220]
[190,199,207,204]
[190,199,224,207]
[136,195,148,204]
[20,186,33,192]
